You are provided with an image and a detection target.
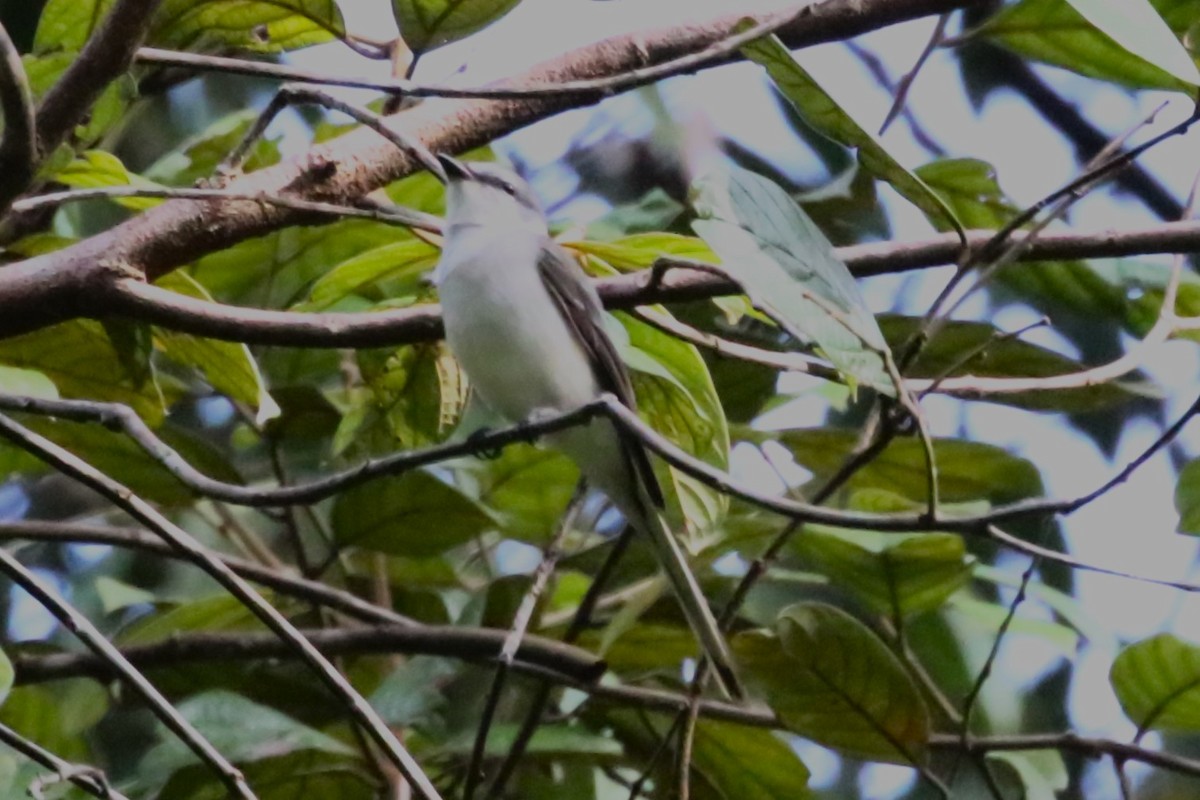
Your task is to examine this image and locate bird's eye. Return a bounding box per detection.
[501,183,517,196]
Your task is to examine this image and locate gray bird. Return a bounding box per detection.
[434,154,742,700]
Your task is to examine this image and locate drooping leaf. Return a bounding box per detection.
[619,311,730,536]
[779,428,1044,505]
[692,165,893,394]
[155,272,281,424]
[736,603,930,764]
[742,34,963,236]
[0,366,58,399]
[331,470,494,557]
[151,0,347,53]
[692,721,813,800]
[981,0,1200,91]
[945,594,1080,659]
[392,0,525,53]
[49,150,164,210]
[1111,633,1200,732]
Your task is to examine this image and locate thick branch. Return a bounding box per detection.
[12,624,603,686]
[0,0,980,339]
[100,220,1200,348]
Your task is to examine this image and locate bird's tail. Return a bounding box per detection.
[626,481,744,701]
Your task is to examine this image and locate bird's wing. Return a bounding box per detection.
[536,240,665,509]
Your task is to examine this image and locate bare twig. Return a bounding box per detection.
[0,720,131,800]
[464,482,586,800]
[0,538,254,798]
[0,412,445,800]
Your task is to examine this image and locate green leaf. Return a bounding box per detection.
[692,722,813,800]
[736,603,930,763]
[155,272,280,424]
[94,575,157,614]
[945,595,1080,658]
[22,52,136,149]
[585,188,685,240]
[436,723,623,760]
[742,34,962,236]
[119,593,274,644]
[1111,633,1200,732]
[343,342,467,451]
[144,109,281,185]
[370,657,456,727]
[0,649,13,708]
[619,311,730,535]
[0,321,168,423]
[878,315,1159,413]
[139,691,355,787]
[392,0,525,53]
[34,0,110,52]
[299,239,439,311]
[50,150,163,210]
[1177,458,1200,533]
[797,519,974,618]
[578,622,699,673]
[0,681,107,761]
[465,443,580,542]
[780,428,1044,505]
[987,751,1069,800]
[151,0,347,53]
[691,165,893,395]
[331,470,494,557]
[156,750,373,800]
[981,0,1200,91]
[915,158,1127,320]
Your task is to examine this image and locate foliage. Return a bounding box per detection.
[0,0,1199,798]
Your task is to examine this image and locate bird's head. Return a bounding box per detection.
[437,155,547,234]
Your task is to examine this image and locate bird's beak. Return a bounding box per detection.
[437,154,472,182]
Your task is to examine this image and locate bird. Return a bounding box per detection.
[433,154,742,700]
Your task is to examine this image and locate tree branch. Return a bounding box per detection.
[0,0,980,339]
[0,20,36,212]
[35,0,163,156]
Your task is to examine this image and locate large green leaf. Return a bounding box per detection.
[392,0,525,53]
[742,34,962,236]
[879,315,1159,413]
[691,721,813,800]
[780,428,1044,505]
[298,240,439,312]
[692,165,893,394]
[331,470,494,557]
[137,691,357,796]
[465,443,580,542]
[151,0,346,52]
[736,603,930,764]
[1111,633,1200,732]
[619,311,730,536]
[0,321,168,423]
[0,680,107,762]
[987,751,1069,800]
[155,272,281,424]
[797,501,974,618]
[982,0,1200,91]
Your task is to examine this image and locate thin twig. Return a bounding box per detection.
[0,720,131,800]
[11,185,443,232]
[464,481,586,800]
[0,412,446,800]
[0,540,254,798]
[877,13,949,141]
